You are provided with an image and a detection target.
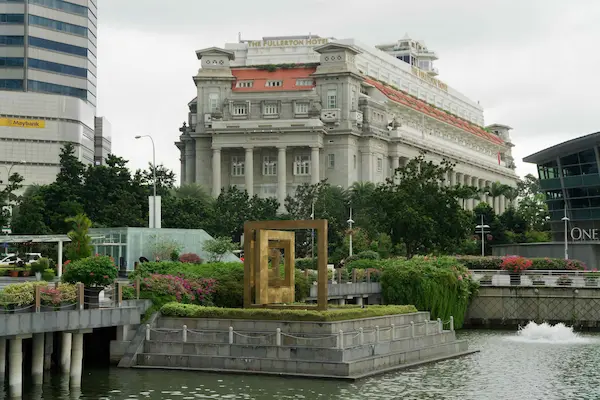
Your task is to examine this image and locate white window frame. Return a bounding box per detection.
[296,79,313,86]
[236,80,253,88]
[266,80,283,87]
[208,93,220,112]
[295,102,309,115]
[262,156,277,176]
[263,103,279,116]
[377,157,383,173]
[231,155,245,177]
[327,154,335,169]
[327,89,337,109]
[232,103,248,116]
[294,154,311,176]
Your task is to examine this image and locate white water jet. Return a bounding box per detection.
[507,321,593,344]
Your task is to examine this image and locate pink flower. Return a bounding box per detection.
[89,272,94,276]
[457,275,463,281]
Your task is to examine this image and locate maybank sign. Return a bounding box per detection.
[0,117,45,129]
[247,38,329,48]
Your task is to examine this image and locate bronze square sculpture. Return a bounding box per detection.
[243,220,328,311]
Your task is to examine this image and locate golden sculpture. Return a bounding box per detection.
[243,220,328,311]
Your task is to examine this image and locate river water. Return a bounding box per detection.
[3,325,600,400]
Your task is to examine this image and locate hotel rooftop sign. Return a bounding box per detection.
[247,38,329,48]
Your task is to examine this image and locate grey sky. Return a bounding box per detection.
[95,0,600,181]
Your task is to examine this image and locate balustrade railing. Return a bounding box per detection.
[471,269,598,288]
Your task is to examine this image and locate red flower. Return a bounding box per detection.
[89,272,94,276]
[103,275,108,279]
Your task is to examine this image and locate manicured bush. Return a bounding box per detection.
[295,258,318,270]
[0,281,48,307]
[345,259,383,272]
[61,255,118,287]
[40,283,77,306]
[160,303,418,321]
[141,274,215,306]
[356,250,380,260]
[294,269,311,302]
[42,269,56,281]
[380,256,478,329]
[179,253,202,264]
[455,256,586,271]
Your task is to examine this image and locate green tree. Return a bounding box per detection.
[162,196,214,230]
[203,236,238,262]
[0,172,23,230]
[64,213,93,261]
[484,181,509,214]
[140,163,176,196]
[10,185,49,235]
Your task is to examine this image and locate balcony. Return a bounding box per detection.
[320,108,341,124]
[350,110,363,126]
[211,118,324,131]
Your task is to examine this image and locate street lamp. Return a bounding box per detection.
[561,207,570,260]
[347,208,355,257]
[0,160,26,186]
[135,135,157,229]
[475,214,490,257]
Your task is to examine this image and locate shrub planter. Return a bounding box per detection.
[84,287,103,309]
[509,273,521,286]
[7,303,33,314]
[585,279,599,287]
[8,270,18,278]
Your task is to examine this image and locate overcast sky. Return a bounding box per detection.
[95,0,600,182]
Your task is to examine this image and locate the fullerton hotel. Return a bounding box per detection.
[176,35,519,213]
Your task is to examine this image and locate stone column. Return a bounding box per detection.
[211,148,221,198]
[361,152,373,182]
[356,297,364,306]
[485,180,493,209]
[391,156,400,179]
[185,142,195,184]
[277,147,287,212]
[60,332,72,373]
[470,176,478,209]
[245,147,254,197]
[44,332,53,370]
[32,333,44,384]
[311,147,320,185]
[9,338,22,397]
[70,332,84,387]
[449,171,456,187]
[0,338,5,382]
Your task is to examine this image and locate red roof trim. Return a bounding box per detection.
[231,67,317,92]
[365,77,504,146]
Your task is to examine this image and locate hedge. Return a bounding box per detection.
[160,303,418,321]
[455,256,586,271]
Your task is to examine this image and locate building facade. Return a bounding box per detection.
[176,35,518,213]
[524,132,600,242]
[0,0,110,190]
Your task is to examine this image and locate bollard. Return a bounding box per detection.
[359,328,364,345]
[450,316,454,332]
[390,324,395,341]
[338,330,344,350]
[438,318,442,333]
[337,269,342,284]
[229,327,234,344]
[410,321,415,338]
[276,328,281,347]
[135,277,141,300]
[182,325,188,343]
[145,324,150,341]
[375,326,380,343]
[34,285,41,313]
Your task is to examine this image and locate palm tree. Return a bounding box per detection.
[503,186,519,209]
[171,183,212,203]
[485,181,508,214]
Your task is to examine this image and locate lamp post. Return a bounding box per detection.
[561,207,570,260]
[475,214,490,257]
[135,135,157,229]
[347,208,354,257]
[0,160,26,186]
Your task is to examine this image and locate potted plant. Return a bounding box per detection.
[0,282,35,313]
[531,275,545,286]
[479,274,493,285]
[61,255,118,309]
[584,269,599,287]
[556,275,573,287]
[40,283,77,311]
[500,256,532,286]
[31,259,48,281]
[8,269,19,278]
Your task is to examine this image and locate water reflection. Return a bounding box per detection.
[2,330,600,399]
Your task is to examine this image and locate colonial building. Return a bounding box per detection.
[176,35,518,213]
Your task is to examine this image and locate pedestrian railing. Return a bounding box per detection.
[471,269,598,288]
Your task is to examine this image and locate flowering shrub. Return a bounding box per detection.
[0,281,48,307]
[40,283,77,306]
[455,256,585,271]
[141,274,215,306]
[179,253,202,264]
[61,255,118,287]
[500,256,532,273]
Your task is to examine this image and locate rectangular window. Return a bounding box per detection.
[327,89,337,108]
[0,35,24,46]
[263,103,278,115]
[0,57,24,67]
[263,156,277,176]
[28,0,88,16]
[231,156,245,177]
[28,15,88,37]
[377,158,383,172]
[294,155,311,176]
[0,79,24,90]
[29,58,87,78]
[327,154,335,168]
[27,79,86,100]
[28,36,87,57]
[296,79,313,86]
[295,102,309,114]
[236,80,253,88]
[266,80,283,87]
[208,93,219,112]
[0,14,25,24]
[232,104,247,116]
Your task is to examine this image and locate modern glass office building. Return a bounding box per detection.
[523,132,600,241]
[0,0,110,191]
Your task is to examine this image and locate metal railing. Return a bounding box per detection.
[145,317,455,350]
[471,269,599,288]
